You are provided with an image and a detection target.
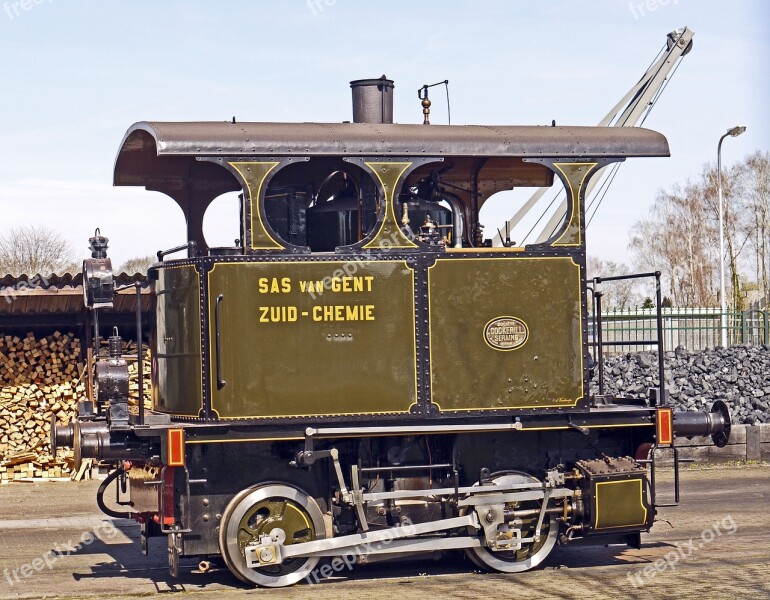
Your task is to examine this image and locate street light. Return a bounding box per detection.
[717,125,747,347]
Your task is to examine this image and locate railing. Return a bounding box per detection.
[589,272,665,403]
[589,306,769,353]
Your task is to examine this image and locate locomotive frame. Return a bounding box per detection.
[54,79,731,587]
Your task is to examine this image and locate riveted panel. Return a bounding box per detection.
[207,260,417,418]
[428,256,583,411]
[155,265,203,417]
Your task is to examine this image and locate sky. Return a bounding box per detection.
[0,0,767,269]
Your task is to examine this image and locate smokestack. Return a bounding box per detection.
[350,75,394,124]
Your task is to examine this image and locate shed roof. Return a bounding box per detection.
[0,273,150,317]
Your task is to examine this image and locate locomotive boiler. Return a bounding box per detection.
[53,77,731,587]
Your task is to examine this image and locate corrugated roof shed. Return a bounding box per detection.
[0,273,150,317]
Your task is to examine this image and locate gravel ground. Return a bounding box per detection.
[0,465,768,599]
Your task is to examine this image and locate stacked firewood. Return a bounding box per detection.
[0,331,151,481]
[0,332,83,480]
[127,344,153,411]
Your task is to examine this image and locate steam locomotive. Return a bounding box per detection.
[53,77,730,587]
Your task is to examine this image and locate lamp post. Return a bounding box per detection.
[717,125,746,347]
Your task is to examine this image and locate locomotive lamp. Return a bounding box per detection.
[95,328,131,430]
[83,228,114,309]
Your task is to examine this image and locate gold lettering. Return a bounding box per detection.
[310,304,376,322]
[259,277,291,294]
[301,280,326,294]
[260,306,298,322]
[303,276,377,294]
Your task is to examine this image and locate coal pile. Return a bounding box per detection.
[591,345,770,424]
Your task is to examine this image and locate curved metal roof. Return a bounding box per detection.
[115,120,670,164]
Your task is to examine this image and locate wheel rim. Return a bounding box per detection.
[219,484,325,587]
[465,472,558,573]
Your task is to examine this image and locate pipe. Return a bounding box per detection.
[441,191,465,248]
[504,507,563,519]
[350,76,394,124]
[97,466,134,520]
[135,282,144,426]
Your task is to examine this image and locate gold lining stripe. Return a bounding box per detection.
[154,265,203,418]
[185,422,652,443]
[206,260,419,419]
[362,161,418,249]
[427,256,584,411]
[228,161,282,251]
[445,247,526,253]
[187,437,304,444]
[550,162,598,247]
[594,479,648,530]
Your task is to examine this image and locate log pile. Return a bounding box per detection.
[0,331,151,481]
[127,345,152,411]
[0,332,83,480]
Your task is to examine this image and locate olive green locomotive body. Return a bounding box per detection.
[208,259,418,418]
[155,253,585,419]
[53,82,731,587]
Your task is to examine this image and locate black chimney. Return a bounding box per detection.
[350,75,394,124]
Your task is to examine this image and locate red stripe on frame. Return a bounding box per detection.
[657,408,673,446]
[167,429,185,466]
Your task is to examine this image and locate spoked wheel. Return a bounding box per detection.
[219,483,326,587]
[465,472,558,573]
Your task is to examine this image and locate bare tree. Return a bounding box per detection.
[629,181,718,307]
[586,257,643,309]
[629,152,768,310]
[117,255,157,275]
[702,163,750,311]
[738,152,770,301]
[0,225,78,276]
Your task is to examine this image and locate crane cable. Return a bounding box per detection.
[520,40,685,243]
[585,51,684,227]
[521,44,668,245]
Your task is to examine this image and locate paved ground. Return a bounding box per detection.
[0,465,768,600]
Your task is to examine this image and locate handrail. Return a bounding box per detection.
[215,294,226,390]
[591,271,665,406]
[157,240,198,261]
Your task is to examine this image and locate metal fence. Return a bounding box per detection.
[591,306,769,354]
